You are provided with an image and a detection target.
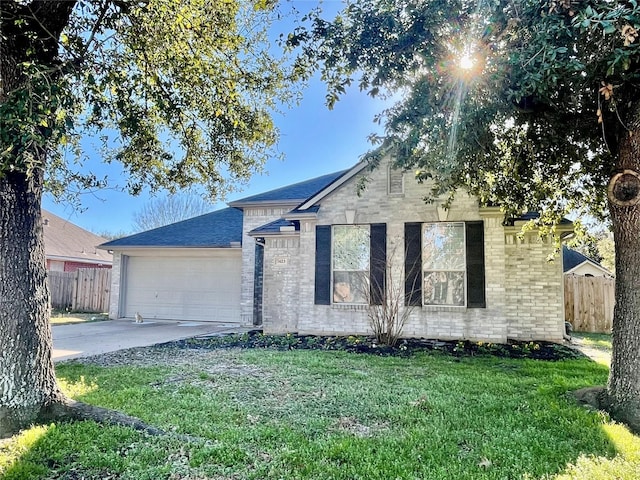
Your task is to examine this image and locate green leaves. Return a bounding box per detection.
[292,0,640,221]
[1,0,298,199]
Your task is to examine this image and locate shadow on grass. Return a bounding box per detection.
[1,343,637,480]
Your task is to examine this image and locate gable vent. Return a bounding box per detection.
[388,166,404,195]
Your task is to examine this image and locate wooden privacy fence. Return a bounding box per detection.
[48,268,111,313]
[565,274,614,333]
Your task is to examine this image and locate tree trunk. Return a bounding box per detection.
[0,170,64,437]
[605,119,640,434]
[0,1,166,438]
[0,169,165,438]
[0,0,79,438]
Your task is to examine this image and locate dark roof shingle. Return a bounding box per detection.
[100,207,243,249]
[562,245,603,272]
[229,170,348,205]
[249,219,298,236]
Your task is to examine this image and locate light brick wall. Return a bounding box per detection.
[504,232,565,341]
[262,235,301,333]
[108,251,123,319]
[240,206,296,325]
[260,159,567,342]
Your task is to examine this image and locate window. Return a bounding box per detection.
[315,224,386,306]
[422,223,466,306]
[332,225,370,304]
[404,222,485,308]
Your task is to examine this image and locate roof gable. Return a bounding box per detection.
[562,245,609,273]
[100,207,243,249]
[42,210,112,264]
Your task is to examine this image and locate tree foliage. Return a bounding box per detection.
[132,194,212,231]
[291,0,640,433]
[291,0,640,220]
[0,0,298,437]
[1,0,298,199]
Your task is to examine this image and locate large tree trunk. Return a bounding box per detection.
[0,170,64,437]
[604,119,640,434]
[0,0,77,438]
[0,0,164,438]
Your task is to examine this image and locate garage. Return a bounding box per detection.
[122,252,241,324]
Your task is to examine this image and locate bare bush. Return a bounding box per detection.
[364,240,420,346]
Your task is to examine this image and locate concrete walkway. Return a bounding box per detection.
[570,336,612,366]
[52,319,247,362]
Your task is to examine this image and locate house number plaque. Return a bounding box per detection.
[273,256,289,267]
[608,169,640,207]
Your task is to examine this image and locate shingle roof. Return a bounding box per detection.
[562,245,604,273]
[100,207,243,249]
[42,210,113,264]
[99,170,350,249]
[249,219,298,236]
[229,170,348,206]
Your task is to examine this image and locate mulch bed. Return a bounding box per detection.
[156,330,585,361]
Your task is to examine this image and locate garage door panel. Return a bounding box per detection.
[124,255,241,323]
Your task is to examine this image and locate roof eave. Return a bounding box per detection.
[46,255,112,265]
[228,199,306,209]
[248,230,300,238]
[283,211,319,220]
[565,260,612,275]
[99,244,242,251]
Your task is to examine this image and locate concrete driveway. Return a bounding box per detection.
[52,319,246,362]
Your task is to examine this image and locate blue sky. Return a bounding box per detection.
[42,1,388,235]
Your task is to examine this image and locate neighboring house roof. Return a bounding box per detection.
[562,245,610,275]
[229,169,349,207]
[43,210,112,265]
[100,207,243,249]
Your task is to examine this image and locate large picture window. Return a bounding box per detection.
[422,223,466,306]
[332,225,370,304]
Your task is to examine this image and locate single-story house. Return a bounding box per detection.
[43,209,112,272]
[562,246,612,277]
[100,158,573,342]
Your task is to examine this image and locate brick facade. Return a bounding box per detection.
[240,206,297,325]
[256,160,567,342]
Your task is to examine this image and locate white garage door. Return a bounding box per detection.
[123,254,241,323]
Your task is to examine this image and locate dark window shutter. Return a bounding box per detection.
[465,221,486,308]
[405,223,423,306]
[315,225,331,305]
[370,224,387,305]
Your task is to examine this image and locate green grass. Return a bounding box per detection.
[49,311,108,325]
[574,333,613,352]
[1,347,638,479]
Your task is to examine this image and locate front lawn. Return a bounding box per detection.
[1,341,638,479]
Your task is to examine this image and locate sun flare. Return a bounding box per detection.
[459,55,475,70]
